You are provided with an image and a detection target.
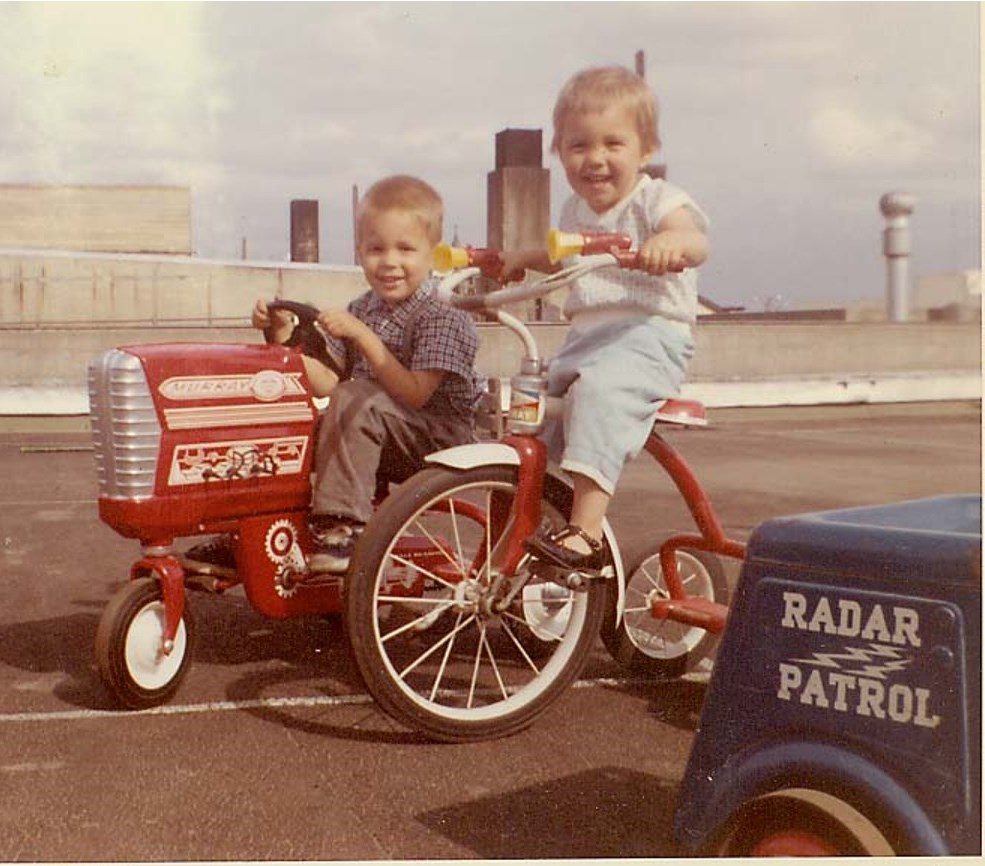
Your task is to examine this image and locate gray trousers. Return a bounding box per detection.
[312,378,475,524]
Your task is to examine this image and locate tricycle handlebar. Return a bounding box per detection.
[435,254,625,312]
[434,228,645,313]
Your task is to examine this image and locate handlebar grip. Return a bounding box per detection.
[433,244,470,272]
[548,229,632,264]
[434,244,502,278]
[611,249,642,268]
[611,249,689,272]
[548,232,689,272]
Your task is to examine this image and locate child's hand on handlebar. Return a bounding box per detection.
[497,250,534,284]
[636,234,692,275]
[498,248,553,283]
[636,210,709,275]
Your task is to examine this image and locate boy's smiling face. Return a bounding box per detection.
[357,209,435,305]
[557,102,652,214]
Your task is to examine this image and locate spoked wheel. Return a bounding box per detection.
[712,790,896,857]
[601,546,727,677]
[344,465,608,743]
[95,577,195,709]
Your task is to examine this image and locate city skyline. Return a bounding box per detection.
[2,2,979,309]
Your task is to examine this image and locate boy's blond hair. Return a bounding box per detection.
[356,175,443,246]
[551,65,661,156]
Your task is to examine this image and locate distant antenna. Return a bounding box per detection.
[633,49,667,180]
[351,184,359,265]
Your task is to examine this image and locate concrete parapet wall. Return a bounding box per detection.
[0,248,980,415]
[474,321,982,379]
[0,248,368,327]
[690,320,981,378]
[2,320,980,413]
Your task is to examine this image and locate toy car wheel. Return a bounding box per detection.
[95,577,195,710]
[601,546,727,677]
[712,790,896,857]
[345,465,608,743]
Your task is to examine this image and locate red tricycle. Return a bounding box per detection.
[340,231,743,741]
[88,232,741,742]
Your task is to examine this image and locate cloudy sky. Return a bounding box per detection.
[1,1,979,309]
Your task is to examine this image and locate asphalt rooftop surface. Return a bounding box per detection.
[0,401,980,861]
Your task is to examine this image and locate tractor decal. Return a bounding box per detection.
[167,436,309,486]
[159,370,307,402]
[164,401,314,430]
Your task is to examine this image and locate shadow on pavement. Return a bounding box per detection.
[223,662,431,745]
[610,677,708,732]
[417,765,684,858]
[0,606,109,708]
[0,591,367,712]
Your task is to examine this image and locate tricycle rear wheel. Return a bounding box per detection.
[601,546,727,677]
[95,577,195,709]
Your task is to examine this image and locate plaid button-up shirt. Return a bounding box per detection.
[325,279,483,420]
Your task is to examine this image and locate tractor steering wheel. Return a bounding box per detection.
[265,299,350,380]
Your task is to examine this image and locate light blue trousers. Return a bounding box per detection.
[541,315,694,495]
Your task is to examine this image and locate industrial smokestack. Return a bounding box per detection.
[290,199,319,263]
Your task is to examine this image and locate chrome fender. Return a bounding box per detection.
[424,443,626,623]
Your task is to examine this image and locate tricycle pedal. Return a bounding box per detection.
[531,560,610,592]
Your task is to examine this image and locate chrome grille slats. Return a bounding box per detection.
[88,350,161,500]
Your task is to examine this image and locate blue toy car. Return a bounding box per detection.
[675,494,981,856]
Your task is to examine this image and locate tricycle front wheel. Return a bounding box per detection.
[345,465,608,743]
[95,577,195,709]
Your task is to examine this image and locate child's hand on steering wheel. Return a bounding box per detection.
[251,298,294,331]
[317,309,372,343]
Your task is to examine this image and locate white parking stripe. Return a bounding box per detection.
[0,674,704,725]
[0,692,375,724]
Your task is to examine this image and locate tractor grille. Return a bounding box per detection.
[87,350,161,500]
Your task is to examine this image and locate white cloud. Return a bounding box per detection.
[809,99,935,170]
[1,3,222,184]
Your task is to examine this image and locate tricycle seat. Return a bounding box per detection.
[653,398,707,427]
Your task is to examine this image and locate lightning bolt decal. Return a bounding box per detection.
[792,643,912,680]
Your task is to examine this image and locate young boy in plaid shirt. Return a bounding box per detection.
[185,175,482,575]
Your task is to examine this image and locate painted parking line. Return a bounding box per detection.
[0,692,375,724]
[0,672,709,726]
